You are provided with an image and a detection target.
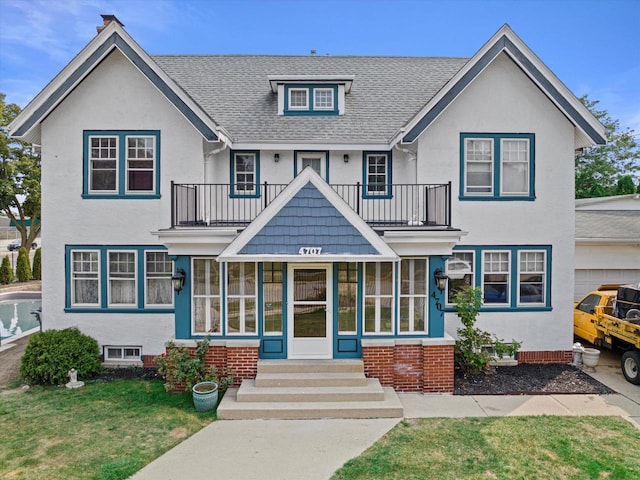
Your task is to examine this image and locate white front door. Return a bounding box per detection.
[287,264,332,359]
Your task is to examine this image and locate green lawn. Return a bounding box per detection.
[332,417,640,480]
[0,379,215,480]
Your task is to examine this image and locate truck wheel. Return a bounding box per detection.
[621,351,640,385]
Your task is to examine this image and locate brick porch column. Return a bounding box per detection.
[225,340,260,387]
[422,336,455,394]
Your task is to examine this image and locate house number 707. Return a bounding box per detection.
[298,247,322,255]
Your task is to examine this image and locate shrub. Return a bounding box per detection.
[155,337,233,393]
[0,255,13,284]
[32,247,42,280]
[15,246,32,282]
[20,328,102,385]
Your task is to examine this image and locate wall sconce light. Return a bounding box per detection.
[172,268,186,294]
[434,268,449,291]
[274,153,280,163]
[343,154,349,163]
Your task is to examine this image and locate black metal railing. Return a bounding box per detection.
[171,181,451,228]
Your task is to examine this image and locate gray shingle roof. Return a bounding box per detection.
[576,210,640,240]
[151,55,468,144]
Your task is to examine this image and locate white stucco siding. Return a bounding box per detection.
[417,52,577,352]
[39,49,205,355]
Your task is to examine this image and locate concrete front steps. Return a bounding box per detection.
[217,359,404,420]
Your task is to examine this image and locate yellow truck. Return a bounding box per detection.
[574,283,640,385]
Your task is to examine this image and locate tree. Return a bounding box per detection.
[16,246,32,282]
[32,247,42,280]
[575,95,640,199]
[0,255,13,284]
[614,175,637,195]
[0,93,41,249]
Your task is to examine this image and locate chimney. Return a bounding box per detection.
[310,50,316,56]
[96,14,124,34]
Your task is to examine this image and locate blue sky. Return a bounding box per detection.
[1,0,639,133]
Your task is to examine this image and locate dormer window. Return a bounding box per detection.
[284,85,337,115]
[269,75,353,116]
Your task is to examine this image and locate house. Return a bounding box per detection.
[9,16,606,394]
[575,194,640,300]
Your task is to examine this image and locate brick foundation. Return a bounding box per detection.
[362,338,455,393]
[518,350,573,364]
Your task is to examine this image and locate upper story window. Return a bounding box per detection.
[460,133,534,200]
[294,151,328,181]
[231,150,259,198]
[83,131,160,199]
[284,85,338,115]
[363,151,392,198]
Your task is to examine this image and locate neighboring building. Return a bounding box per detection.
[575,194,640,300]
[9,16,605,393]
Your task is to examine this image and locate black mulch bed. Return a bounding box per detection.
[455,363,614,395]
[89,364,615,396]
[89,367,162,382]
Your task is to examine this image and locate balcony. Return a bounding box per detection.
[171,182,452,229]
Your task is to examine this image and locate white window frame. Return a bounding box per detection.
[126,135,157,194]
[399,258,428,334]
[500,138,530,196]
[88,135,119,194]
[191,258,222,335]
[296,151,327,179]
[71,250,101,307]
[365,153,390,196]
[464,138,494,196]
[482,251,511,306]
[313,88,334,110]
[363,262,395,335]
[104,346,142,362]
[226,262,258,335]
[518,250,546,306]
[144,251,173,308]
[262,262,283,336]
[288,88,309,110]
[107,250,137,308]
[233,152,257,195]
[446,251,475,305]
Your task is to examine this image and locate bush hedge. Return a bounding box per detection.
[32,247,42,280]
[20,328,102,385]
[0,255,13,284]
[16,246,32,282]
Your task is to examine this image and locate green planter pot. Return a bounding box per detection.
[192,381,219,412]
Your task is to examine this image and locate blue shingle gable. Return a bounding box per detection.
[239,182,378,255]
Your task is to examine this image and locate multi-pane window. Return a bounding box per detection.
[519,251,545,304]
[227,263,257,334]
[105,346,141,361]
[363,262,393,334]
[464,139,493,195]
[446,252,474,304]
[232,151,258,196]
[364,152,390,197]
[263,262,283,334]
[108,251,136,306]
[483,251,510,305]
[289,88,308,109]
[85,131,159,197]
[314,88,334,110]
[461,134,534,199]
[399,259,428,333]
[89,136,118,192]
[145,251,173,306]
[192,258,221,334]
[501,139,529,195]
[338,263,358,333]
[71,250,100,306]
[127,136,155,192]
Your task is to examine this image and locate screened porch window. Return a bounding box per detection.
[192,258,221,334]
[263,262,283,334]
[363,262,393,334]
[227,263,257,334]
[338,263,358,333]
[399,258,427,333]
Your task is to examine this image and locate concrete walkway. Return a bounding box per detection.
[130,390,640,480]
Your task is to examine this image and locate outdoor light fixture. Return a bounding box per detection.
[434,268,449,291]
[274,153,280,162]
[343,154,349,163]
[172,268,186,294]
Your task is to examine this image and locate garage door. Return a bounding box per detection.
[575,269,640,300]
